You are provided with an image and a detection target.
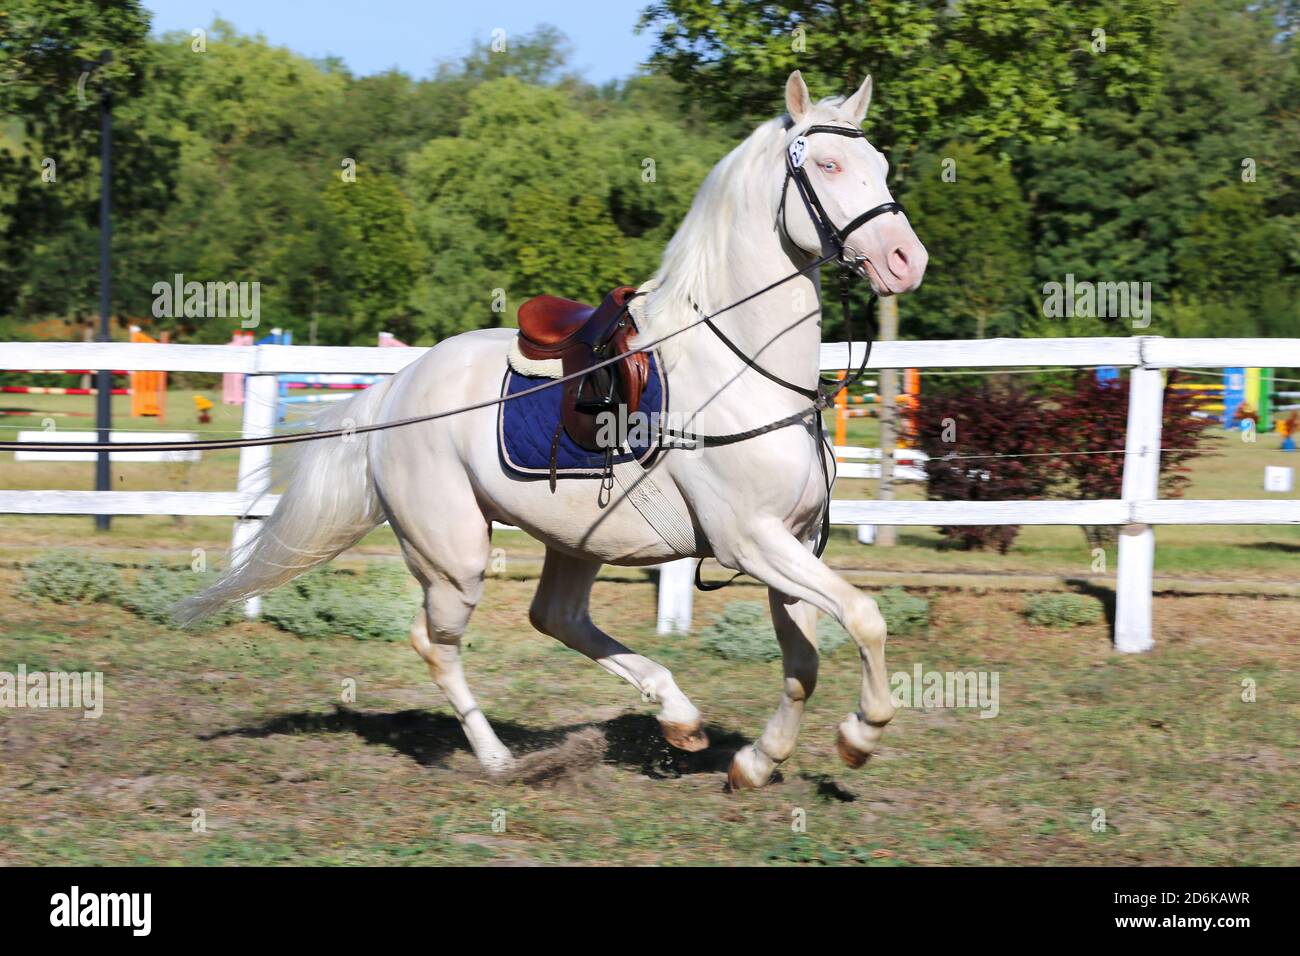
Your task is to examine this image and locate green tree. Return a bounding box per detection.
[405,75,724,339]
[639,0,1168,160]
[124,21,347,339]
[318,171,420,343]
[902,145,1033,339]
[0,0,161,328]
[1023,0,1299,338]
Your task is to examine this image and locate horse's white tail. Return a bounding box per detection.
[173,381,393,623]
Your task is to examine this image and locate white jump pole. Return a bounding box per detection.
[656,557,695,634]
[233,374,279,618]
[1115,361,1164,652]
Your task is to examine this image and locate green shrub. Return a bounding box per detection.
[699,602,774,661]
[815,617,852,655]
[262,565,418,641]
[875,588,931,636]
[1023,592,1103,628]
[124,563,243,631]
[24,551,120,605]
[699,601,855,662]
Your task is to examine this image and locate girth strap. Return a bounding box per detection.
[609,448,698,556]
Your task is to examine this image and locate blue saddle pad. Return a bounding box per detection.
[498,352,667,480]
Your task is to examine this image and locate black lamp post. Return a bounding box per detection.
[92,51,113,532]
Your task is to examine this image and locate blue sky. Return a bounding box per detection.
[143,0,658,83]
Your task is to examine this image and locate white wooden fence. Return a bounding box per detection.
[2,336,1297,651]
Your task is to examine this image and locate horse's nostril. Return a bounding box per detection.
[889,246,910,276]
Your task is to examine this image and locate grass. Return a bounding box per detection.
[0,390,1296,864]
[0,566,1295,865]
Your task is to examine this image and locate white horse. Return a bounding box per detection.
[181,71,927,790]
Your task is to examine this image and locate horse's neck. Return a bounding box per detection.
[648,220,824,416]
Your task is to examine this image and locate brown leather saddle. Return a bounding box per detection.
[517,286,649,452]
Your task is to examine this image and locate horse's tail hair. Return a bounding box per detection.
[173,380,392,624]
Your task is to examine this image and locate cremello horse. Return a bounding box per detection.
[181,72,927,789]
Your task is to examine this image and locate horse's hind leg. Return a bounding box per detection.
[396,510,513,775]
[410,579,513,774]
[529,548,708,752]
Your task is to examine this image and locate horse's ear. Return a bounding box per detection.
[785,70,812,123]
[843,75,873,126]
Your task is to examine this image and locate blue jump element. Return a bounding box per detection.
[1222,367,1245,430]
[256,328,292,346]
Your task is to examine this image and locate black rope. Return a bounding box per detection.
[697,310,820,402]
[4,121,889,599]
[0,252,836,454]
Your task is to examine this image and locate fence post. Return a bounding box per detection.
[232,373,279,618]
[1115,359,1164,652]
[656,558,695,634]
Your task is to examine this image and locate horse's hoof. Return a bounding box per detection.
[727,759,763,792]
[480,749,516,777]
[659,719,710,753]
[726,745,772,791]
[835,729,871,769]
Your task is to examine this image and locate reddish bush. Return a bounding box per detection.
[1049,372,1213,546]
[913,378,1057,553]
[913,371,1212,552]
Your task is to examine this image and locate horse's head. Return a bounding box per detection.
[780,71,927,296]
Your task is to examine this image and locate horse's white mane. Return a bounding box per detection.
[641,97,852,338]
[646,116,787,316]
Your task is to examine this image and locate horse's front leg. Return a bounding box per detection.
[530,548,708,751]
[730,520,896,784]
[728,589,820,790]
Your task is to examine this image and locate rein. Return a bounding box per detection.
[0,252,835,455]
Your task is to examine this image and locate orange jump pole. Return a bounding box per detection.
[129,326,167,422]
[835,370,847,451]
[897,368,920,448]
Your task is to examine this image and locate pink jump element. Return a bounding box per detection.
[223,330,255,405]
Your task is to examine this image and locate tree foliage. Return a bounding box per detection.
[640,0,1168,157]
[901,144,1033,339]
[0,0,1294,351]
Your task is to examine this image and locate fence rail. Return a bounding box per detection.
[3,335,1298,650]
[6,336,1298,375]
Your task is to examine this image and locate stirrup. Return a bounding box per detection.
[573,367,619,417]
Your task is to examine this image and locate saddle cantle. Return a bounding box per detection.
[517,286,649,452]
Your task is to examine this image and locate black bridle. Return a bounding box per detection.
[689,122,904,409]
[781,124,906,263]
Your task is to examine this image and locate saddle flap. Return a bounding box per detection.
[560,324,650,451]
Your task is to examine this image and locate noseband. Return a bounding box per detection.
[780,124,905,261]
